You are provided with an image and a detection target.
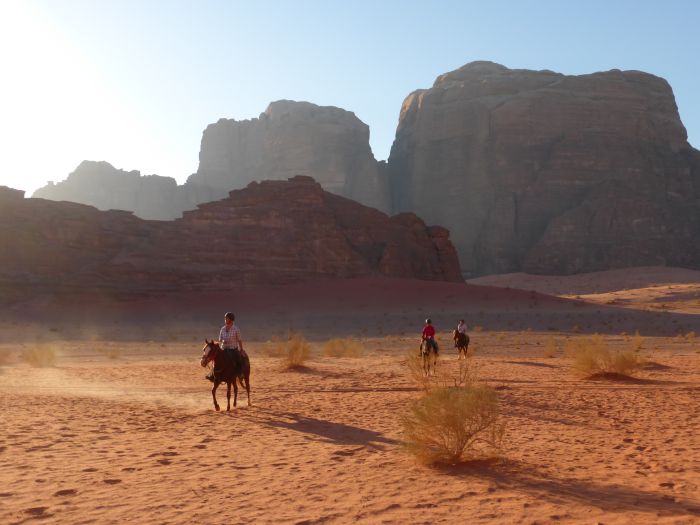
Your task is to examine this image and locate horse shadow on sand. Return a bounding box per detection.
[440,458,700,517]
[244,407,398,450]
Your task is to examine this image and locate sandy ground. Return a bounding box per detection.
[468,266,700,315]
[1,268,699,524]
[1,331,699,525]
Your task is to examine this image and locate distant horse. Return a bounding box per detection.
[453,330,470,359]
[419,338,438,376]
[200,339,251,411]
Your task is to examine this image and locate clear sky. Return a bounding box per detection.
[1,0,698,195]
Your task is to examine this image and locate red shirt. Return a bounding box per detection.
[422,325,435,339]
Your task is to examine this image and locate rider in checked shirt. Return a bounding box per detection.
[219,312,246,376]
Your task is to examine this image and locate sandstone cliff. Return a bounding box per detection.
[2,178,461,298]
[31,161,219,220]
[194,100,389,211]
[388,61,700,275]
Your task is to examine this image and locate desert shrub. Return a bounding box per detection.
[0,348,12,367]
[569,335,641,377]
[401,385,505,465]
[323,338,363,357]
[20,345,56,367]
[630,330,645,351]
[97,346,120,360]
[266,333,311,369]
[686,331,696,343]
[543,337,557,358]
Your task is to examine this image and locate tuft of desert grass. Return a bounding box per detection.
[568,335,642,377]
[630,330,645,351]
[20,344,56,367]
[323,338,363,357]
[266,333,311,369]
[401,384,505,465]
[0,348,12,367]
[542,337,557,358]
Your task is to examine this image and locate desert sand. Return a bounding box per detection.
[1,268,699,524]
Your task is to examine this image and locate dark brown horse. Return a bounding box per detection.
[453,330,470,359]
[200,339,251,411]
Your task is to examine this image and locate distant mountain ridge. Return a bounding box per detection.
[32,61,700,275]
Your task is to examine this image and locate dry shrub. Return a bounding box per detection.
[20,345,56,367]
[0,348,12,367]
[266,333,311,369]
[630,330,645,351]
[542,337,557,358]
[323,338,363,357]
[401,385,505,465]
[97,346,121,360]
[569,335,641,377]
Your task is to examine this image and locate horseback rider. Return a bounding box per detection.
[457,319,468,337]
[455,319,469,347]
[421,318,438,353]
[219,312,246,378]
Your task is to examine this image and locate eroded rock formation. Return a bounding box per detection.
[32,161,219,221]
[2,177,461,297]
[194,100,389,210]
[388,61,700,275]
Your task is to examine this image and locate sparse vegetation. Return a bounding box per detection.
[267,333,311,369]
[401,384,505,465]
[543,337,557,358]
[323,337,363,357]
[20,344,56,367]
[568,335,642,377]
[630,330,645,351]
[97,346,121,360]
[0,348,12,367]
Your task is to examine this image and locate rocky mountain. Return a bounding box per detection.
[193,100,389,211]
[388,61,700,275]
[2,177,461,297]
[33,101,389,219]
[29,62,700,276]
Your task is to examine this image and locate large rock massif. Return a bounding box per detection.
[195,101,389,211]
[389,62,700,275]
[1,177,461,298]
[30,62,700,275]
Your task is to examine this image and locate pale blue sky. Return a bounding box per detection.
[1,0,698,194]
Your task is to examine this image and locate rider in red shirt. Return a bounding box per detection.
[421,318,438,352]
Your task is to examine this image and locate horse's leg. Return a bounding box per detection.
[244,372,251,406]
[233,378,239,408]
[212,381,220,411]
[226,381,231,412]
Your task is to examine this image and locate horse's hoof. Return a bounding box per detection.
[214,406,220,412]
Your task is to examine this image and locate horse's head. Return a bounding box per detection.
[200,339,220,367]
